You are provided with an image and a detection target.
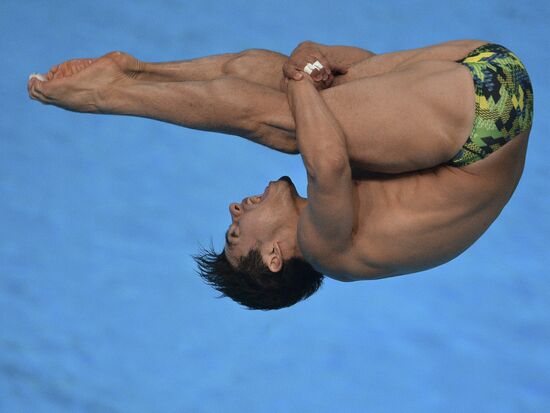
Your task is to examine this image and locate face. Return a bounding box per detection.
[224,176,305,270]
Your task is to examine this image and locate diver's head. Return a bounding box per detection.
[194,176,324,310]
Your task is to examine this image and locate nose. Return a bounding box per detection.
[229,202,242,221]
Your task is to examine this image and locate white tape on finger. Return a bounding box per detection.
[303,63,316,75]
[312,60,324,70]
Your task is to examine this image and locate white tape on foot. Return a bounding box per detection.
[29,73,46,81]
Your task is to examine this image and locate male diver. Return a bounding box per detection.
[28,39,533,310]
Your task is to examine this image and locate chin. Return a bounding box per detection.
[277,176,306,210]
[277,175,296,197]
[278,175,299,193]
[278,175,293,185]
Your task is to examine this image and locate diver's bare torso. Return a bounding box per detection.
[309,130,530,282]
[344,133,528,280]
[298,40,531,281]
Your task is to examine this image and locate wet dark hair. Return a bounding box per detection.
[193,245,324,311]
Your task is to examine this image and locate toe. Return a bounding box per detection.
[28,77,50,103]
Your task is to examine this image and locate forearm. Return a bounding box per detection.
[303,41,376,67]
[287,77,355,247]
[287,77,350,177]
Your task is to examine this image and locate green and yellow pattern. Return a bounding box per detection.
[448,43,534,167]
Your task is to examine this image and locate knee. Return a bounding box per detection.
[222,49,282,77]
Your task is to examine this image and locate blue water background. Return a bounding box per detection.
[1,1,549,412]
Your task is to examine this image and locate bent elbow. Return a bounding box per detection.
[307,155,350,183]
[320,154,350,175]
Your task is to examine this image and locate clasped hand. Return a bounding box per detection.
[283,42,350,90]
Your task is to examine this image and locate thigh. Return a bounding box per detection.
[265,59,475,173]
[333,40,488,83]
[325,60,476,172]
[251,60,475,173]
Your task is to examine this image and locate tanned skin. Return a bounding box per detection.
[28,39,530,281]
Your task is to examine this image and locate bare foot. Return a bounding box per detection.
[27,51,142,113]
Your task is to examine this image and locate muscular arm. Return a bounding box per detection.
[287,76,355,253]
[302,40,376,67]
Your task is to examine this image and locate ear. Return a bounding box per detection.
[265,242,284,273]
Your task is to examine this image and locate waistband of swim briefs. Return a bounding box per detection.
[456,43,517,64]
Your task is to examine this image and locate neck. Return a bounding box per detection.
[295,196,309,214]
[289,197,309,260]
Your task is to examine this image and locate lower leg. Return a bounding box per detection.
[101,75,298,153]
[44,49,290,92]
[139,52,240,81]
[33,52,301,152]
[140,49,289,92]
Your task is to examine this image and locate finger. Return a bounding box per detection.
[284,60,300,79]
[291,67,303,80]
[320,72,334,89]
[293,66,303,80]
[283,62,303,80]
[316,57,332,79]
[322,76,332,89]
[304,64,323,81]
[311,68,322,81]
[308,57,330,80]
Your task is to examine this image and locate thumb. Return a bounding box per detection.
[283,62,303,80]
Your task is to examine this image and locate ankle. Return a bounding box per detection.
[95,77,135,114]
